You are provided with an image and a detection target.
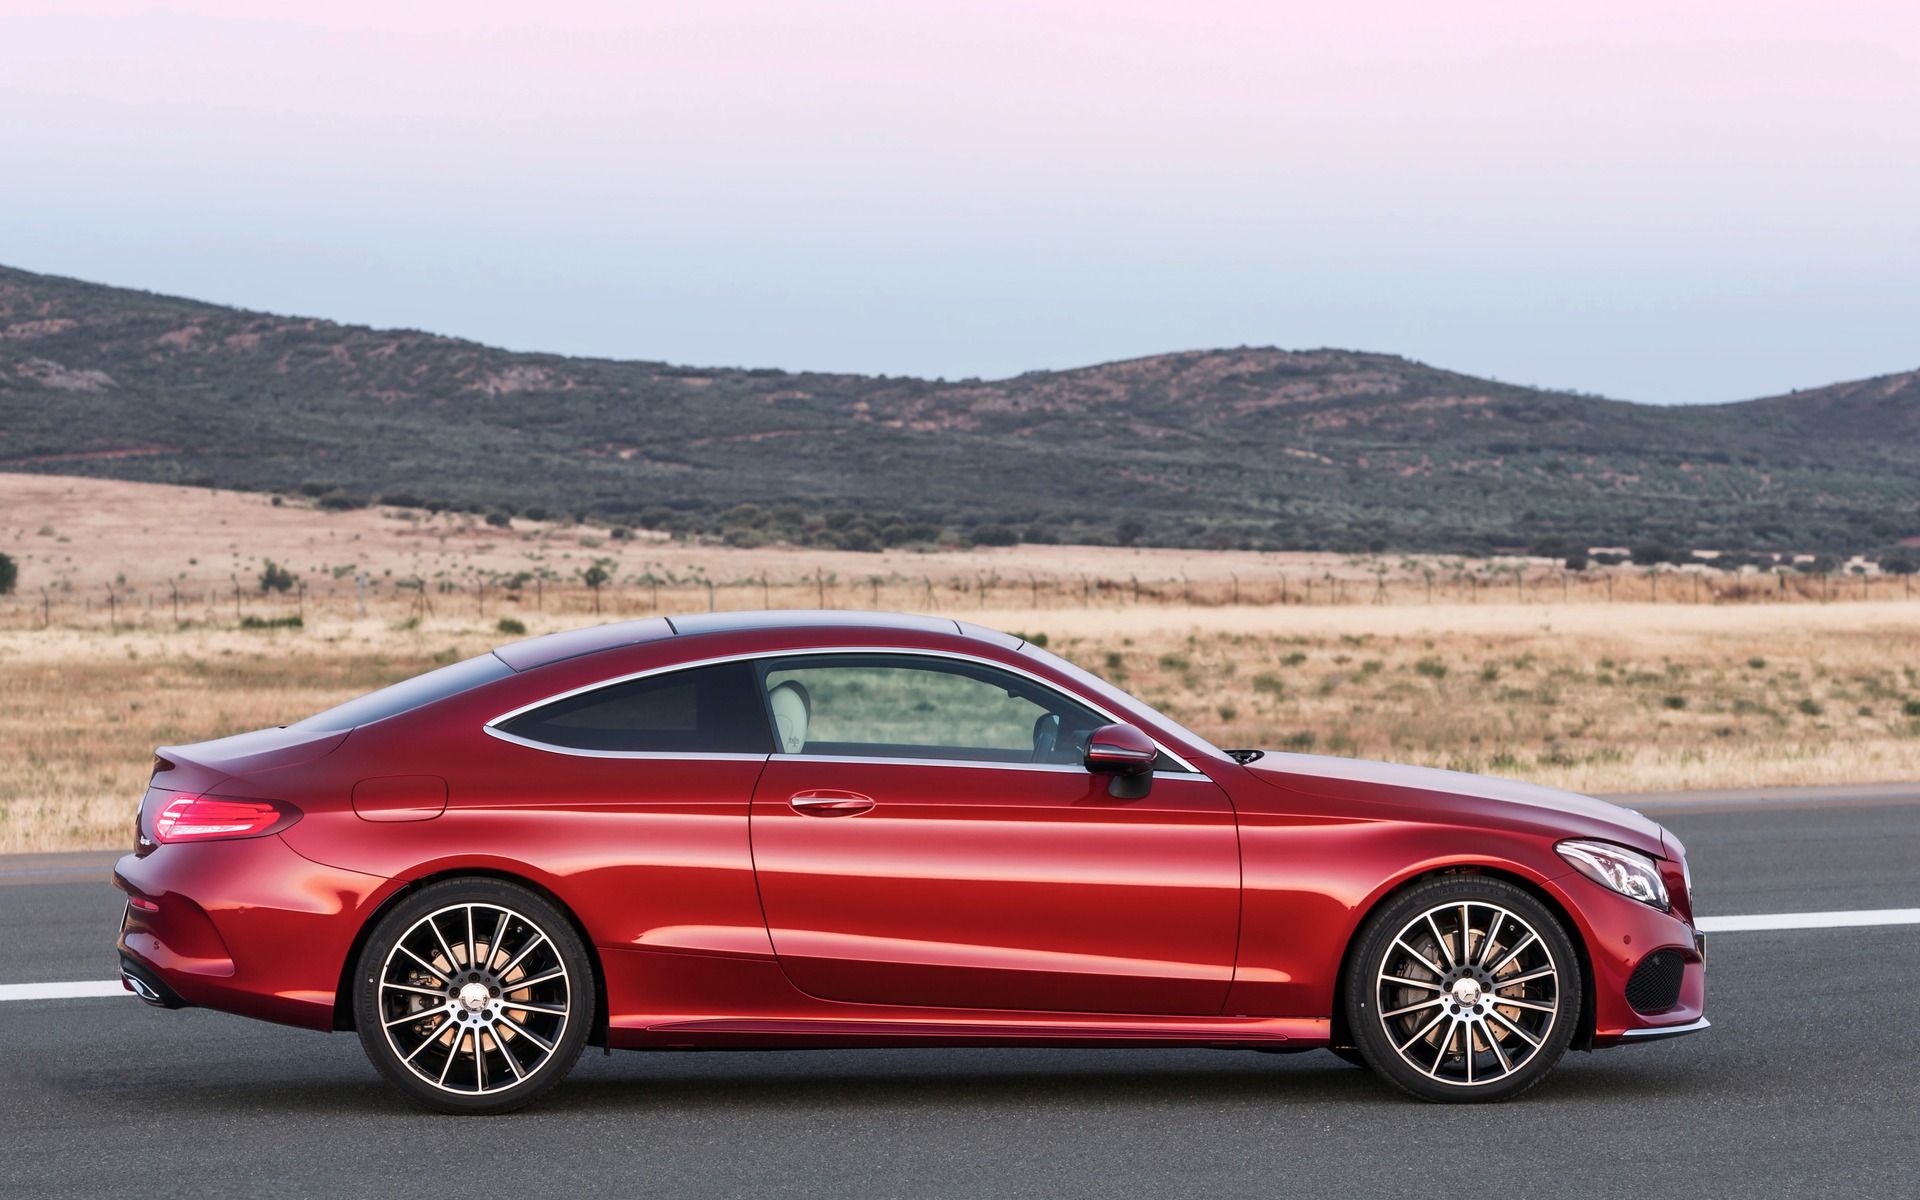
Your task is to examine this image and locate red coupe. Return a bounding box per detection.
[115,611,1707,1112]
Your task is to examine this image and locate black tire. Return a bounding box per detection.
[355,879,595,1115]
[1344,876,1581,1103]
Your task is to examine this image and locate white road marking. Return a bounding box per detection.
[3,909,1915,1002]
[0,980,128,1001]
[1695,908,1920,933]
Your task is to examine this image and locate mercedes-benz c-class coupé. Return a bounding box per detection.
[115,611,1707,1112]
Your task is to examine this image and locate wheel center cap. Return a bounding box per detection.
[458,982,490,1012]
[1451,979,1483,1007]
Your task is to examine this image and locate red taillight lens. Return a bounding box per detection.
[152,795,298,843]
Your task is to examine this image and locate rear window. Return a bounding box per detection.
[495,661,771,754]
[291,653,515,732]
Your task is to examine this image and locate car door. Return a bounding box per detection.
[747,652,1241,1016]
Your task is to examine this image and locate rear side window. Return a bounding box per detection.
[496,661,771,754]
[292,653,515,732]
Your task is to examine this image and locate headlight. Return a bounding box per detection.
[1557,839,1670,910]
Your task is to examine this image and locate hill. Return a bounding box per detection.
[2,263,1916,553]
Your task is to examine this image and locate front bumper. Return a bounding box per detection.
[1543,872,1709,1047]
[1618,1015,1711,1042]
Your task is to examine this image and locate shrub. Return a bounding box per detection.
[258,560,296,593]
[1414,656,1448,679]
[484,510,513,528]
[1904,699,1920,717]
[317,492,366,511]
[1562,550,1590,571]
[1115,517,1146,547]
[495,617,528,636]
[610,525,636,541]
[1252,672,1286,697]
[1630,541,1676,566]
[239,614,302,630]
[0,552,15,595]
[1527,535,1571,558]
[972,524,1019,547]
[1797,698,1823,716]
[1663,695,1688,709]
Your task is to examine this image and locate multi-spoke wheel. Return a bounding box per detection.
[355,879,593,1114]
[1345,876,1580,1103]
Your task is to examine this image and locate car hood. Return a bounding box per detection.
[1241,752,1669,858]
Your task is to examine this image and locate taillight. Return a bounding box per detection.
[152,795,299,843]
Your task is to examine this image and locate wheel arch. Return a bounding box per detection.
[1328,863,1597,1054]
[331,867,612,1049]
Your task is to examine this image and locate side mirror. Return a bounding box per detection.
[1084,723,1156,798]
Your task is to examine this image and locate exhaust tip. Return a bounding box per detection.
[117,955,190,1009]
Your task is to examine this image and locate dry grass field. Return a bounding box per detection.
[4,474,1920,852]
[5,601,1920,854]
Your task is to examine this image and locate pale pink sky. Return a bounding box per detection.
[4,1,1916,401]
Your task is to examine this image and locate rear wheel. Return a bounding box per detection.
[355,879,594,1114]
[1345,876,1580,1103]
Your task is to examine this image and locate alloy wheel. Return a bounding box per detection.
[1372,899,1560,1088]
[373,902,573,1096]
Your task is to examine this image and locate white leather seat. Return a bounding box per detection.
[768,680,811,753]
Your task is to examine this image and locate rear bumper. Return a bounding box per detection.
[114,836,394,1031]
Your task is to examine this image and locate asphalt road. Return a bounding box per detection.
[4,802,1918,1199]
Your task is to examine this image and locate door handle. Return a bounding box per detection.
[789,790,875,817]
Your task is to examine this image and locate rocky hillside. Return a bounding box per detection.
[2,263,1915,552]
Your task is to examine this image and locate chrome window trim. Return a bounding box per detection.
[483,645,1200,773]
[479,726,769,762]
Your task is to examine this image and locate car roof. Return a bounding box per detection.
[494,610,1021,672]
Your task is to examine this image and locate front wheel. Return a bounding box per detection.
[1345,876,1580,1103]
[355,879,595,1114]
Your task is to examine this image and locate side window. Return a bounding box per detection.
[757,654,1107,764]
[497,661,771,754]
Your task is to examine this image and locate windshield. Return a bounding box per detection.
[290,652,514,732]
[1016,642,1226,761]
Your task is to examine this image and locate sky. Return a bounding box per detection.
[2,0,1915,404]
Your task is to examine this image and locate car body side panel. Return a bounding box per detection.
[276,725,774,962]
[750,761,1240,1015]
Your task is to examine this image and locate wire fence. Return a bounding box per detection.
[4,565,1916,632]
